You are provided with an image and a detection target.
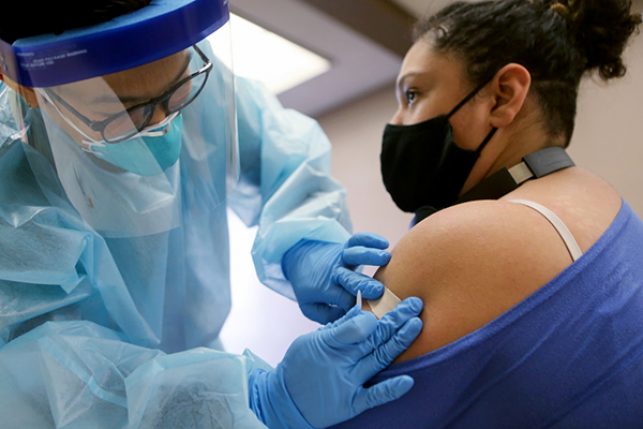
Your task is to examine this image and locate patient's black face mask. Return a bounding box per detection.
[381,82,497,213]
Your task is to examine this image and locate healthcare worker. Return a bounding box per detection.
[0,0,424,427]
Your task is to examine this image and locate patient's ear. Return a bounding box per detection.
[488,63,531,129]
[1,73,40,108]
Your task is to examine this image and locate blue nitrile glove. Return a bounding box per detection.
[283,232,392,324]
[248,297,423,429]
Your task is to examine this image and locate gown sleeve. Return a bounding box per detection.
[228,76,353,299]
[0,320,271,428]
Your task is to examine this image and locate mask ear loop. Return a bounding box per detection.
[37,89,107,154]
[446,79,491,119]
[446,79,498,153]
[476,127,498,154]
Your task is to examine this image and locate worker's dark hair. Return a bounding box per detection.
[414,0,641,144]
[0,0,154,44]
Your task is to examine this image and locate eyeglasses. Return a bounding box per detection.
[43,45,213,144]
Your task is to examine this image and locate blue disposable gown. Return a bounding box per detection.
[0,62,352,426]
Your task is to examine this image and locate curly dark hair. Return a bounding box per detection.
[414,0,642,144]
[0,0,154,44]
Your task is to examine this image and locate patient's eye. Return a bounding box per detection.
[405,90,418,106]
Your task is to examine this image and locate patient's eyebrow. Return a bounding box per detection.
[396,71,430,89]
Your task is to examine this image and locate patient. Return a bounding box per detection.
[334,0,643,427]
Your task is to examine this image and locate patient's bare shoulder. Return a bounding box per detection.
[373,200,572,362]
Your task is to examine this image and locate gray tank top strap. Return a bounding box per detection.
[508,199,583,262]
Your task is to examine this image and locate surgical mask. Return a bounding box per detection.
[38,97,183,238]
[380,82,497,213]
[86,113,184,176]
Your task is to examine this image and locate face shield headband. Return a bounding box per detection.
[0,0,229,88]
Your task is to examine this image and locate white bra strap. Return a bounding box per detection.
[508,199,583,262]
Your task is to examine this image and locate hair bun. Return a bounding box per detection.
[549,0,641,80]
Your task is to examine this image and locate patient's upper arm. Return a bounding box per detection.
[369,200,571,362]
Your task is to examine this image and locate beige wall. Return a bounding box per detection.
[319,27,643,252]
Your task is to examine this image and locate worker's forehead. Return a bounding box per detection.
[103,50,190,91]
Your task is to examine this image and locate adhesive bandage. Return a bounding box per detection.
[367,288,401,320]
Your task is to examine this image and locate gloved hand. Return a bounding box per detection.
[283,232,392,324]
[248,297,423,429]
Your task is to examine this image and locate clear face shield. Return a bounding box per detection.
[0,0,238,238]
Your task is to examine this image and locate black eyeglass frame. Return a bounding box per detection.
[43,45,213,144]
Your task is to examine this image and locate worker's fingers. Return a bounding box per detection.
[367,297,423,349]
[358,317,423,376]
[300,303,347,325]
[334,267,385,301]
[343,246,391,267]
[346,233,390,251]
[352,376,415,415]
[329,310,379,345]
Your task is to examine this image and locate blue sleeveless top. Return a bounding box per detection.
[334,201,643,428]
